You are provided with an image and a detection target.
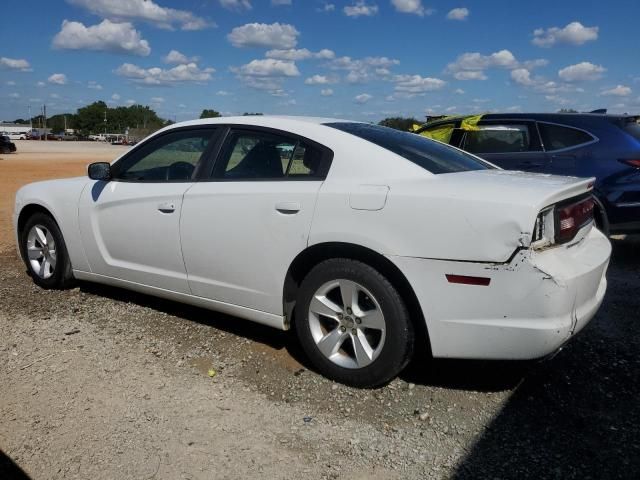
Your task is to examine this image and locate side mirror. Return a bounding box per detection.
[88,162,112,181]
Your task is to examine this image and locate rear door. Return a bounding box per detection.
[180,126,333,315]
[461,120,547,171]
[536,121,597,176]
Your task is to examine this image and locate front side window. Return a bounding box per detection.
[213,130,327,180]
[538,123,593,151]
[463,124,533,154]
[114,128,216,181]
[326,122,492,174]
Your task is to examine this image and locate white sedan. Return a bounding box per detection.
[13,116,611,387]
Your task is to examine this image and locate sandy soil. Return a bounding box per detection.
[0,141,129,252]
[1,143,638,479]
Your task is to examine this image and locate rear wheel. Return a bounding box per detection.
[295,258,413,387]
[21,213,75,289]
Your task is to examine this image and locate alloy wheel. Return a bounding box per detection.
[26,224,57,279]
[308,279,386,369]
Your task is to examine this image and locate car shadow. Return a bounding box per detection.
[451,235,640,478]
[77,281,312,368]
[0,450,31,480]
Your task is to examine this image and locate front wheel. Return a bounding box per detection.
[295,259,414,388]
[21,213,75,289]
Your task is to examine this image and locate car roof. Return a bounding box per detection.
[482,112,638,123]
[172,115,359,129]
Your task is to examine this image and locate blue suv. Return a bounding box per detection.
[415,113,640,235]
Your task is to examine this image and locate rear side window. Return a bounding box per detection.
[463,125,532,154]
[325,122,492,174]
[538,123,593,151]
[212,129,329,180]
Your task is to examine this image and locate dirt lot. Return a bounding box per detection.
[1,142,639,479]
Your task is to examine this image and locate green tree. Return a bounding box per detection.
[378,117,419,131]
[242,112,263,116]
[76,101,109,134]
[200,109,221,119]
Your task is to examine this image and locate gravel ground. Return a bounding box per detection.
[1,236,639,479]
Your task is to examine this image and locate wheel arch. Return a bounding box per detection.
[283,241,431,356]
[591,194,610,236]
[16,203,60,261]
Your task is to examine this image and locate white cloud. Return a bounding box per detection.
[318,3,335,11]
[446,8,469,21]
[304,74,338,85]
[111,93,121,100]
[234,59,299,77]
[163,50,199,64]
[67,0,212,30]
[36,81,46,87]
[116,62,215,85]
[52,20,151,56]
[532,21,598,47]
[228,22,299,49]
[510,68,535,86]
[6,81,16,86]
[271,0,291,5]
[454,88,465,94]
[391,0,432,16]
[266,48,335,61]
[321,88,334,96]
[0,57,31,71]
[330,55,399,83]
[354,93,373,103]
[545,95,569,105]
[150,96,165,103]
[220,0,252,10]
[50,93,61,99]
[393,74,446,96]
[558,62,605,82]
[126,99,136,105]
[88,81,103,90]
[344,1,378,17]
[601,85,632,97]
[9,93,20,98]
[446,49,546,81]
[216,90,231,96]
[453,70,487,81]
[48,73,68,85]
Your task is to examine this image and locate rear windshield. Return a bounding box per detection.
[325,122,492,174]
[621,121,640,141]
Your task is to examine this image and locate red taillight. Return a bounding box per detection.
[555,197,595,244]
[620,159,640,168]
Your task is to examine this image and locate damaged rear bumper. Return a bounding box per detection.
[388,227,611,360]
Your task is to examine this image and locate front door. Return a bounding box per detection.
[181,127,332,315]
[78,127,218,293]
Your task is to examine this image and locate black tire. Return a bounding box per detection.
[1,146,9,154]
[20,212,75,289]
[295,258,414,388]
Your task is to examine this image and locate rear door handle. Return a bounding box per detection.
[157,201,176,213]
[275,202,301,214]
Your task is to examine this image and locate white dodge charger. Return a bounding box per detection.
[13,116,611,387]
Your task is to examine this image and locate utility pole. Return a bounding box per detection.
[104,109,107,136]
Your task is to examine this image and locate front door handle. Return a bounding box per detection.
[157,202,176,213]
[275,202,301,214]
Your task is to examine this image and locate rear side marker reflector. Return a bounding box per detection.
[446,274,491,286]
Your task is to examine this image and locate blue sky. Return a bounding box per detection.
[1,0,639,123]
